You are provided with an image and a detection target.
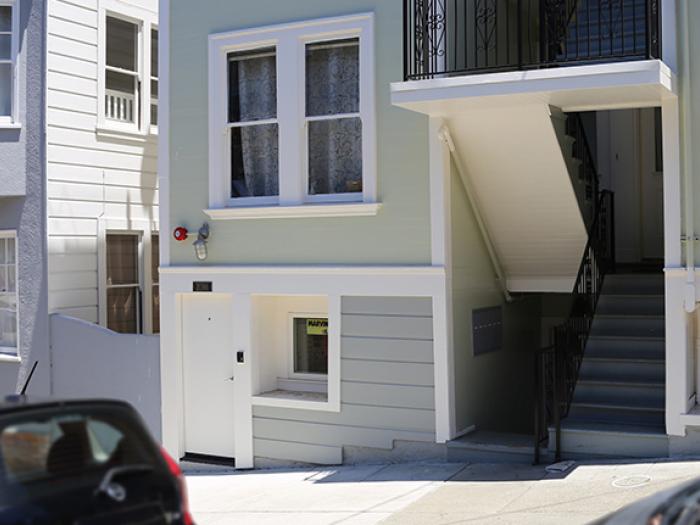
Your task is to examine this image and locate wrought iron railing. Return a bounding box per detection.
[404,0,661,80]
[533,188,616,464]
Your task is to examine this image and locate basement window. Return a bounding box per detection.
[291,316,328,377]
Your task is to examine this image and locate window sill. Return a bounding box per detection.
[95,126,157,144]
[252,390,338,412]
[204,202,382,220]
[0,352,20,364]
[0,122,21,130]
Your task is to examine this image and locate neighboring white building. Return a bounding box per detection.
[46,0,159,335]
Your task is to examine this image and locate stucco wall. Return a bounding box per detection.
[168,0,431,266]
[51,314,161,438]
[450,158,540,435]
[0,0,49,396]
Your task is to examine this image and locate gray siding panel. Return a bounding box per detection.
[254,438,342,465]
[253,297,436,465]
[342,337,433,363]
[341,297,433,316]
[342,314,433,340]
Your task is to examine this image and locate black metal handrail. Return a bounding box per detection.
[533,188,616,464]
[404,0,661,80]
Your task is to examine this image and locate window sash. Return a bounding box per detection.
[0,234,17,353]
[0,4,16,121]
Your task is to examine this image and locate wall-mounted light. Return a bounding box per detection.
[193,223,210,261]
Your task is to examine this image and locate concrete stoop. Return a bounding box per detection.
[447,431,549,464]
[550,424,669,460]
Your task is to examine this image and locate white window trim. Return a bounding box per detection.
[0,230,18,357]
[207,13,377,216]
[287,311,328,381]
[97,0,157,137]
[97,218,159,335]
[0,0,20,127]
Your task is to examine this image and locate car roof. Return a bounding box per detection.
[0,396,134,415]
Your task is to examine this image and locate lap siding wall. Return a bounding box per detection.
[252,296,436,465]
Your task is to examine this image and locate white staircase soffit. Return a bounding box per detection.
[449,103,588,293]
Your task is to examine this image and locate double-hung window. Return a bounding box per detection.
[208,14,376,217]
[103,232,159,335]
[0,1,17,124]
[0,233,17,355]
[99,3,158,135]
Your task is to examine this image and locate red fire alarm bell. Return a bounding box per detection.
[173,226,189,242]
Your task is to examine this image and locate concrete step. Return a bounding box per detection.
[447,431,546,464]
[590,315,665,338]
[574,378,664,407]
[596,294,664,316]
[586,335,664,360]
[602,274,664,295]
[579,356,665,383]
[551,423,668,459]
[568,402,665,428]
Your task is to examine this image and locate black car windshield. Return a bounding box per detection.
[0,405,159,489]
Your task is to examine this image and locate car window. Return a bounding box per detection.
[0,408,157,485]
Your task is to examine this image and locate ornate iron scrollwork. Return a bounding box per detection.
[414,0,447,76]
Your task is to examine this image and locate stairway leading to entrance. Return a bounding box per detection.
[556,272,668,458]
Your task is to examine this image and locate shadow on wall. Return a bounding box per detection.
[49,314,161,439]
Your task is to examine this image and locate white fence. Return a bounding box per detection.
[50,314,161,440]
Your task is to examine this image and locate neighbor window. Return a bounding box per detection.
[105,234,141,334]
[291,316,328,376]
[151,233,159,334]
[0,2,17,121]
[101,8,158,133]
[209,15,376,212]
[0,233,17,354]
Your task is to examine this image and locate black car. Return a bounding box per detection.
[0,396,193,525]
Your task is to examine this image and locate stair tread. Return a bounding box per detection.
[578,377,664,388]
[560,420,666,436]
[583,355,664,364]
[588,334,664,342]
[571,401,664,412]
[596,314,664,320]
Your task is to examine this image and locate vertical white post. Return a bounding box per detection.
[233,293,254,469]
[160,288,183,457]
[429,117,455,442]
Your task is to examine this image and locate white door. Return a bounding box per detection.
[182,294,236,458]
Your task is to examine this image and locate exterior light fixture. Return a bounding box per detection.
[193,223,210,261]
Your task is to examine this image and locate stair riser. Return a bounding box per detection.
[602,276,664,295]
[552,428,669,459]
[586,336,665,358]
[575,383,664,407]
[568,405,664,428]
[579,359,664,383]
[596,295,664,316]
[590,317,664,338]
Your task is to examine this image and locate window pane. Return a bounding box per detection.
[0,239,5,264]
[105,70,137,123]
[6,265,14,292]
[150,79,158,126]
[152,285,159,334]
[231,124,279,198]
[6,237,14,263]
[106,234,139,286]
[0,7,11,32]
[151,234,159,284]
[293,318,328,375]
[0,63,12,116]
[0,35,11,60]
[107,287,138,334]
[306,39,359,117]
[0,267,5,292]
[308,117,362,195]
[0,297,16,349]
[151,29,158,79]
[228,48,276,122]
[106,17,137,72]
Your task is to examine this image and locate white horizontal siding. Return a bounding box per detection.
[46,0,158,322]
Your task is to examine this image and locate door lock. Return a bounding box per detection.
[227,376,234,382]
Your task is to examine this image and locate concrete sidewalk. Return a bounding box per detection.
[185,458,700,525]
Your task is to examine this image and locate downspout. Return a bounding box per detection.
[438,126,512,302]
[681,0,696,313]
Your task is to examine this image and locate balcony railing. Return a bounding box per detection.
[404,0,661,80]
[105,89,136,123]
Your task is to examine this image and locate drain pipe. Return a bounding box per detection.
[438,126,512,302]
[681,0,696,313]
